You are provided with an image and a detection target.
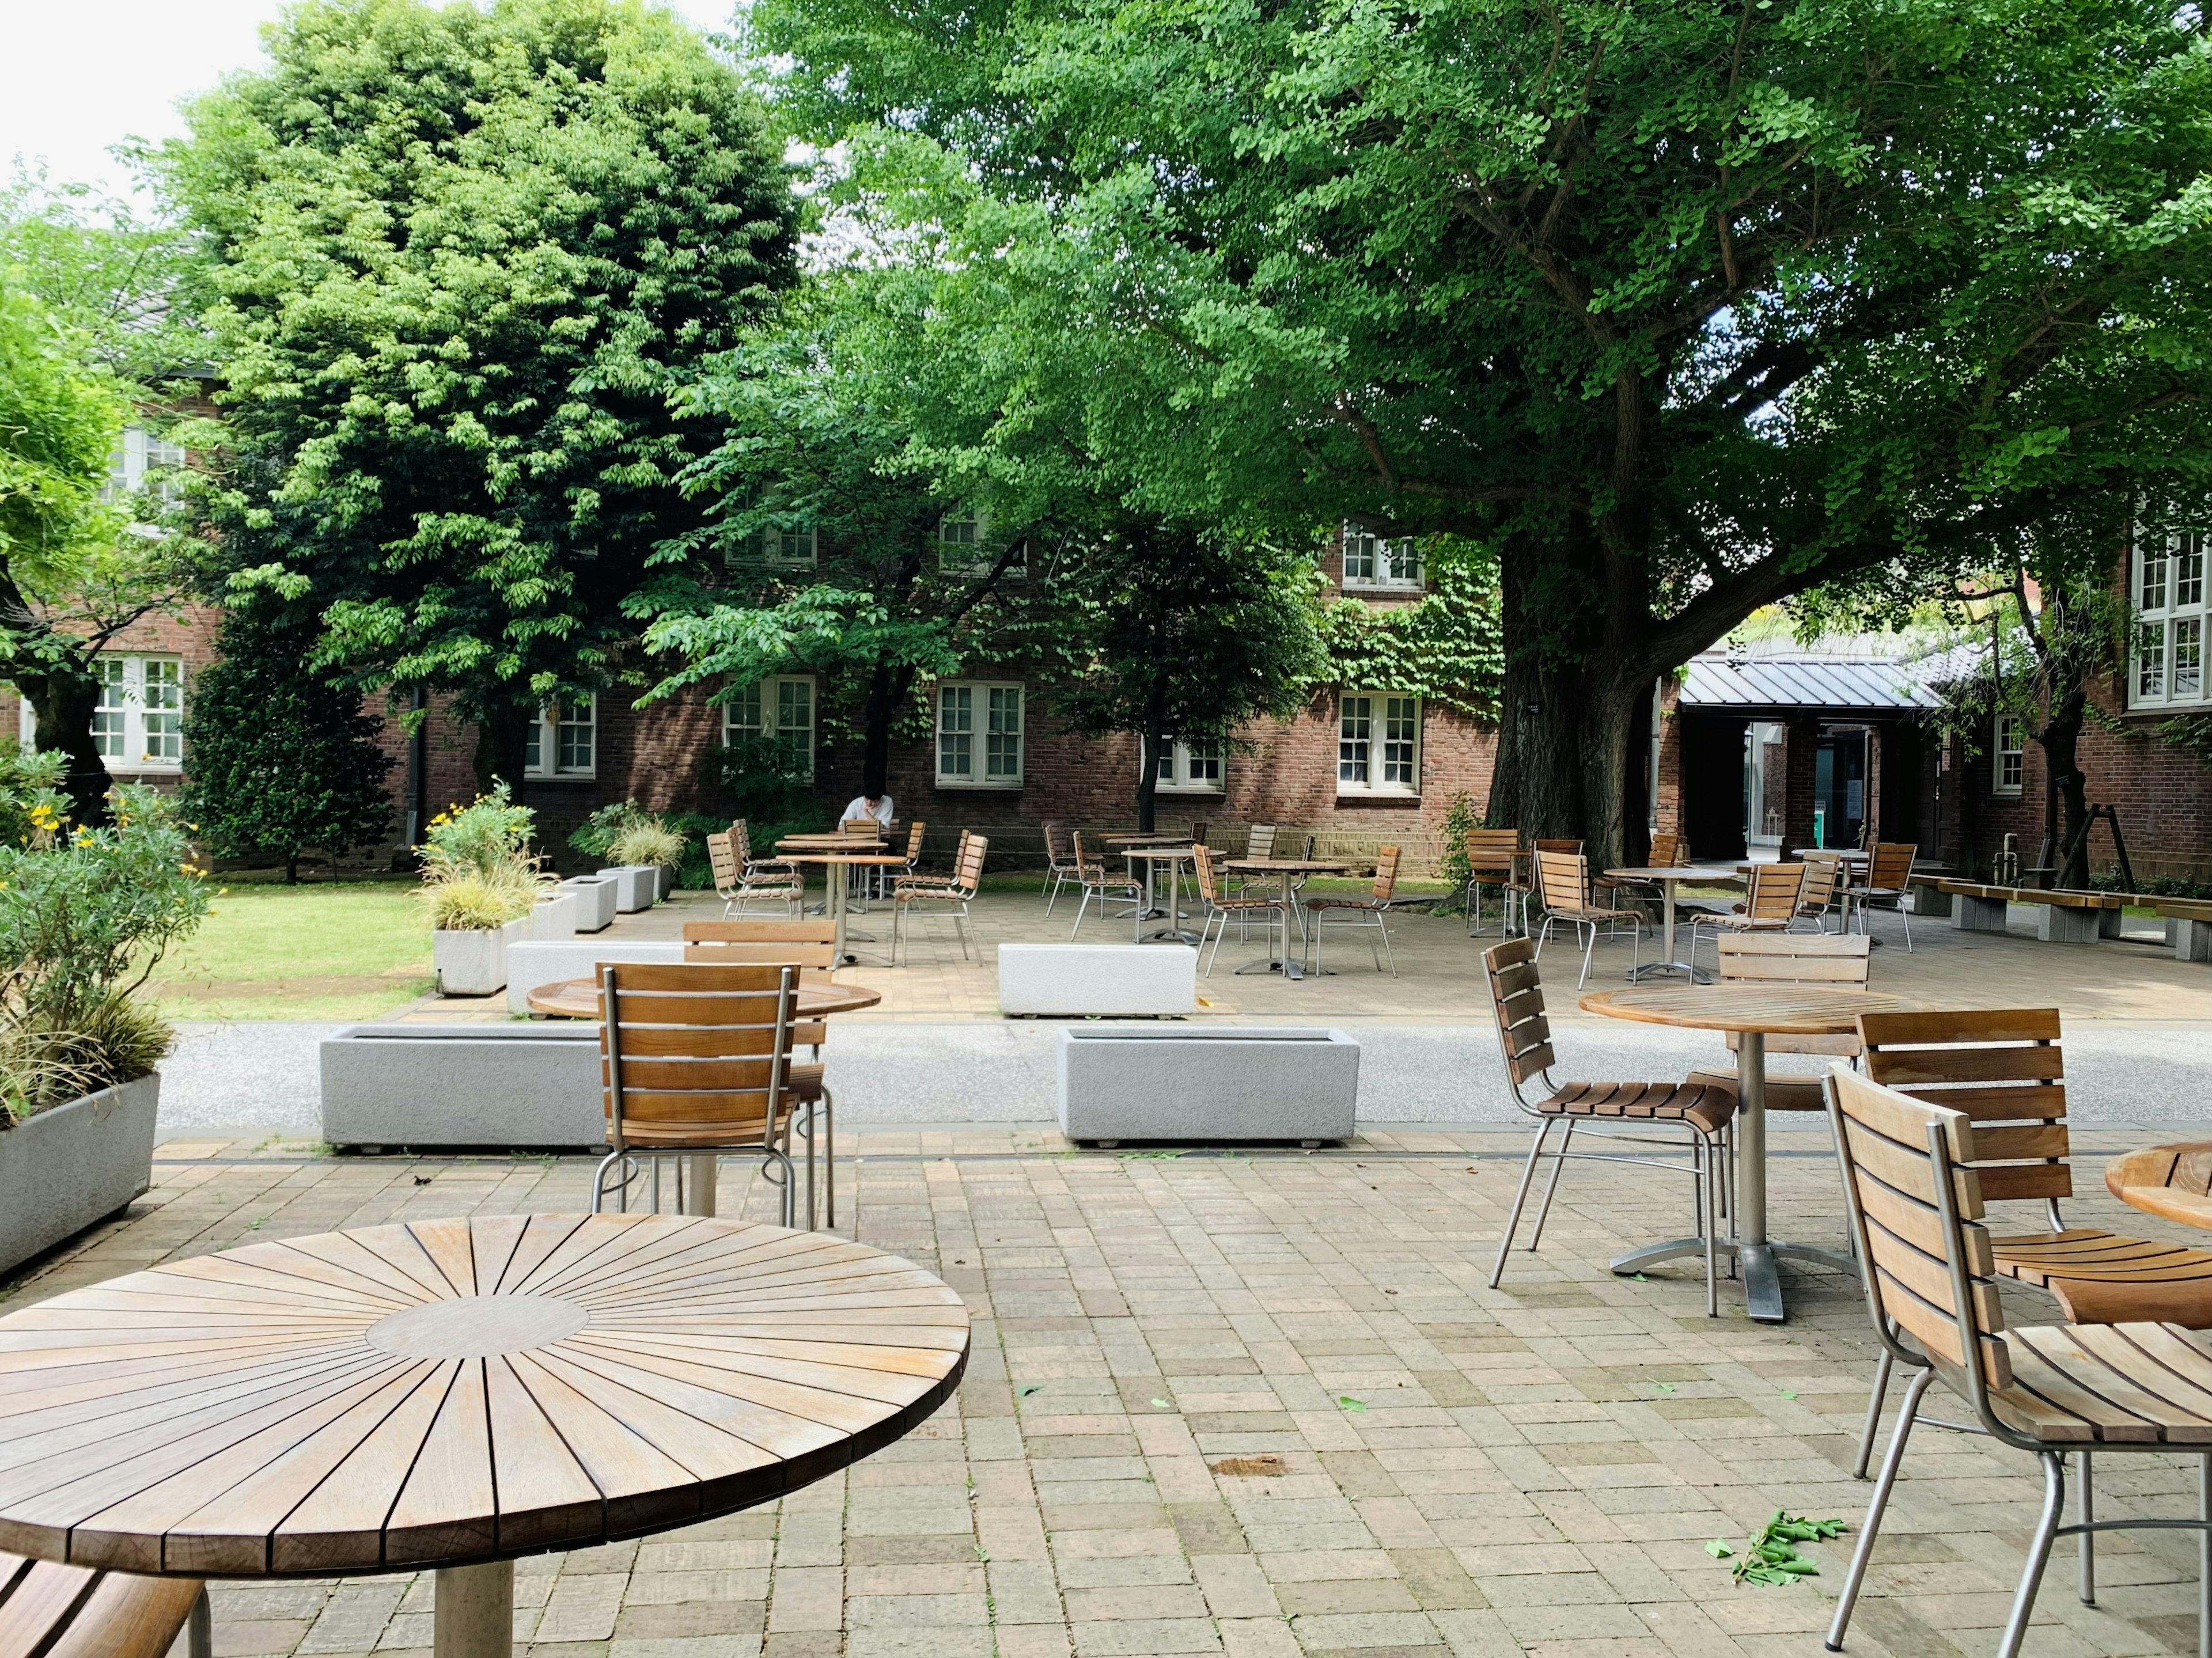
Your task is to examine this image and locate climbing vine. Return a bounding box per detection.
[1309,538,1504,718]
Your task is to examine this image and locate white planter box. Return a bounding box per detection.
[0,1074,160,1275]
[597,866,658,912]
[506,939,689,1013]
[433,927,507,995]
[1000,944,1197,1017]
[1057,1026,1359,1145]
[321,1025,604,1150]
[529,891,582,940]
[561,875,619,932]
[656,864,675,901]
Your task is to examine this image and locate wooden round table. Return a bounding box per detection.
[2105,1142,2211,1230]
[527,976,884,1020]
[1579,984,1902,1322]
[772,850,908,962]
[0,1213,968,1656]
[1222,859,1353,977]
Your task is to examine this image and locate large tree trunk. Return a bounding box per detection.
[2039,685,2092,889]
[1485,526,1607,847]
[19,661,113,828]
[860,662,916,799]
[471,693,534,795]
[1135,685,1168,833]
[1578,673,1644,872]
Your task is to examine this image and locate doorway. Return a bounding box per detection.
[1815,728,1868,849]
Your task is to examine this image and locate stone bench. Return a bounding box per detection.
[2155,898,2212,962]
[320,1023,606,1151]
[505,940,688,1014]
[1056,1026,1359,1145]
[999,943,1197,1017]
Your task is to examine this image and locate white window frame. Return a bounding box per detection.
[936,680,1024,788]
[524,694,597,779]
[1340,527,1425,592]
[1337,691,1421,795]
[1994,714,2025,796]
[753,525,817,570]
[2130,525,2209,710]
[66,654,186,772]
[938,510,1027,579]
[102,424,185,509]
[1152,736,1225,794]
[722,675,817,780]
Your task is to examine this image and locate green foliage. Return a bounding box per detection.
[1708,1512,1848,1587]
[162,0,802,766]
[419,783,538,881]
[179,606,394,881]
[569,800,651,862]
[0,278,122,586]
[419,867,540,931]
[0,744,69,848]
[709,739,822,826]
[0,780,209,1117]
[1313,544,1503,718]
[1431,792,1482,913]
[607,818,687,870]
[2158,712,2212,768]
[2088,868,2211,901]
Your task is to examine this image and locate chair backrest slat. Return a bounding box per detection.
[1194,845,1221,904]
[1647,830,1684,868]
[904,819,928,862]
[707,832,740,892]
[1745,862,1806,920]
[1482,938,1555,1086]
[1828,1067,2012,1388]
[1857,1008,2072,1206]
[684,940,837,968]
[1535,848,1588,913]
[1247,824,1278,861]
[685,920,835,944]
[1371,845,1402,902]
[1868,841,1916,890]
[1464,828,1520,874]
[1798,852,1843,909]
[600,962,793,1151]
[1718,932,1872,1055]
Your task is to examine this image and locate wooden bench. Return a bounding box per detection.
[1931,878,2188,944]
[0,1552,207,1658]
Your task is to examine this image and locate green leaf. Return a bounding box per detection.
[1150,1398,1172,1410]
[1018,1384,1042,1397]
[1653,1382,1676,1394]
[1705,1539,1733,1559]
[1338,1396,1368,1412]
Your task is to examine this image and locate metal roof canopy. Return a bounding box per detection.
[1677,655,1941,718]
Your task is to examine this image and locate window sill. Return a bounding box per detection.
[934,777,1023,791]
[1156,785,1226,796]
[1993,788,2024,799]
[524,772,599,783]
[1334,791,1422,807]
[1341,582,1427,595]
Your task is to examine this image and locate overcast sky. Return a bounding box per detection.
[0,0,737,203]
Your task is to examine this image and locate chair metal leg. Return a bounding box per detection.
[821,1086,836,1230]
[2078,1449,2096,1603]
[1702,1132,1719,1318]
[1994,1452,2068,1658]
[1488,1120,1554,1288]
[1069,886,1092,940]
[1527,1121,1575,1249]
[1575,917,1597,989]
[1827,1364,1937,1652]
[1379,913,1397,978]
[1853,1348,1895,1478]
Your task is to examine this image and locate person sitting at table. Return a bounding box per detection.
[842,791,894,826]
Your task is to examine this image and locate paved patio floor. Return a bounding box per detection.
[9,1125,2202,1658]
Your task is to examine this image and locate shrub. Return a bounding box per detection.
[608,820,687,870]
[710,737,819,823]
[414,783,548,928]
[569,799,651,862]
[418,866,542,931]
[1431,791,1480,913]
[0,779,209,1120]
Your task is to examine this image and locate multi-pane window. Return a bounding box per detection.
[1338,693,1420,792]
[101,425,185,509]
[938,511,1027,579]
[524,695,596,778]
[1994,714,2024,795]
[2133,528,2209,708]
[723,676,816,779]
[1340,528,1425,591]
[1154,738,1225,792]
[81,655,184,768]
[937,682,1024,786]
[758,525,816,569]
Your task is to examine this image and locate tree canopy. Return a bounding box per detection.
[165,0,802,784]
[752,0,2212,858]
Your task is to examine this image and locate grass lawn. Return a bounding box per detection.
[146,881,434,1022]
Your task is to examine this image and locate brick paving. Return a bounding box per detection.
[7,1126,2200,1658]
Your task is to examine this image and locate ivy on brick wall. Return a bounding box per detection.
[1311,539,1504,718]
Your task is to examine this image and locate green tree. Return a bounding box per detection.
[179,605,395,883]
[753,0,2212,862]
[162,0,801,787]
[1053,525,1325,830]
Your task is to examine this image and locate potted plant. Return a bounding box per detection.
[573,800,690,902]
[0,749,211,1274]
[415,785,548,993]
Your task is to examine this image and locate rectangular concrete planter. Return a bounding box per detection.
[561,875,619,932]
[0,1074,160,1276]
[656,864,675,901]
[597,866,658,912]
[1001,943,1197,1017]
[529,891,582,940]
[432,927,507,994]
[321,1025,605,1150]
[506,939,688,1014]
[1057,1026,1359,1145]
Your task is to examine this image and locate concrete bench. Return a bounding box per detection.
[999,943,1198,1016]
[1056,1026,1359,1145]
[562,873,619,932]
[506,940,687,1014]
[1935,879,2112,941]
[320,1023,606,1150]
[2156,898,2212,961]
[597,866,658,912]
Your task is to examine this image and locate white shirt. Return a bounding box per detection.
[843,795,894,825]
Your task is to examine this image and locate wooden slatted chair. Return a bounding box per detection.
[0,1553,207,1658]
[1192,845,1287,976]
[1684,933,1873,1113]
[1064,830,1144,942]
[1853,840,1920,951]
[1482,938,1734,1314]
[1462,827,1525,938]
[1687,860,1804,977]
[1820,1065,2211,1658]
[1791,851,1847,933]
[707,829,804,919]
[1306,845,1403,976]
[592,962,801,1223]
[684,919,842,1228]
[1532,848,1643,988]
[893,830,988,963]
[1040,821,1080,915]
